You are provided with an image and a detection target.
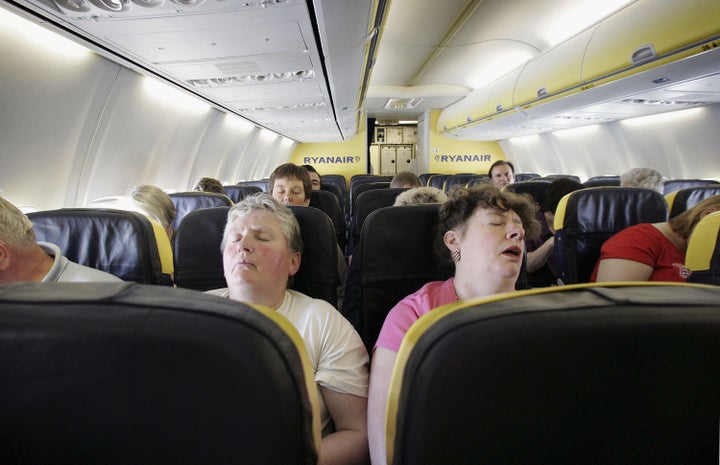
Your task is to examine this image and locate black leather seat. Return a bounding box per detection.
[583,175,621,187]
[514,172,541,181]
[353,204,451,350]
[236,179,269,192]
[504,179,552,205]
[347,188,407,256]
[308,189,346,253]
[0,282,319,465]
[223,185,261,203]
[554,187,668,284]
[387,283,720,465]
[173,206,229,291]
[28,208,166,284]
[320,174,347,212]
[663,178,719,195]
[442,173,484,191]
[349,181,391,224]
[666,185,720,218]
[173,205,339,307]
[426,174,450,190]
[169,192,233,230]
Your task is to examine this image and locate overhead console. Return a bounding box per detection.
[438,0,720,140]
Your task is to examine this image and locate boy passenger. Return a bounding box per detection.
[0,196,122,283]
[269,163,348,309]
[489,160,516,188]
[208,194,369,465]
[301,164,323,191]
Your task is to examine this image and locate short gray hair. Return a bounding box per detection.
[620,168,665,194]
[0,196,36,248]
[221,193,303,254]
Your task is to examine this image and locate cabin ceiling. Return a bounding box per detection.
[9,0,720,141]
[8,0,382,143]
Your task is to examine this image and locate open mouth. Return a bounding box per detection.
[503,246,522,257]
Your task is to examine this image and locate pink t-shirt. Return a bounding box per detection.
[590,223,689,282]
[375,278,458,352]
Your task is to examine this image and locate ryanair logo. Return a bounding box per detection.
[303,156,360,164]
[434,154,492,163]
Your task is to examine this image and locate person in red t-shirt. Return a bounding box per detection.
[592,195,720,282]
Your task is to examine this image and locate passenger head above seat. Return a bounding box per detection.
[270,163,312,206]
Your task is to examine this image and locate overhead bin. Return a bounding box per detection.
[583,0,720,83]
[513,28,594,109]
[439,0,720,139]
[436,67,522,132]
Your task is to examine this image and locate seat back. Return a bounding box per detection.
[686,211,720,285]
[173,206,339,306]
[583,175,621,187]
[540,174,581,182]
[287,206,339,307]
[349,181,391,223]
[0,282,319,465]
[442,173,483,191]
[554,187,668,284]
[173,206,229,291]
[28,208,165,284]
[514,172,541,181]
[504,179,552,205]
[418,173,438,186]
[223,185,261,203]
[666,185,720,218]
[236,179,269,192]
[348,188,407,256]
[357,204,451,349]
[426,174,450,190]
[309,189,346,251]
[169,192,233,230]
[320,174,347,212]
[663,178,719,195]
[387,283,720,465]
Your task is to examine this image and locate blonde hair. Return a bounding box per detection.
[127,185,176,230]
[669,194,720,239]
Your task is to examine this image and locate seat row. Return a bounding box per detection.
[3,280,720,463]
[27,185,720,350]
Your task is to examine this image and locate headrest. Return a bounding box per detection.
[288,206,339,307]
[352,188,408,237]
[663,178,720,195]
[553,187,668,283]
[583,176,621,187]
[387,282,720,465]
[28,208,162,284]
[358,204,450,349]
[686,211,720,285]
[173,206,229,291]
[308,190,345,249]
[169,192,233,230]
[223,185,261,203]
[667,185,720,218]
[0,282,320,464]
[504,179,552,205]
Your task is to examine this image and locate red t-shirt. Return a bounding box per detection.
[590,223,689,282]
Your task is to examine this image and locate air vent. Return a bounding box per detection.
[384,97,422,109]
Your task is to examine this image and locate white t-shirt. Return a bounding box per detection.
[207,288,369,435]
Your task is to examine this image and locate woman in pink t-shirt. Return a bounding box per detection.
[367,184,541,465]
[592,194,720,282]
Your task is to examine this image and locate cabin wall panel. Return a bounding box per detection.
[0,27,120,210]
[79,68,217,204]
[502,104,720,181]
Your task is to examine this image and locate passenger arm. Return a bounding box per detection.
[526,236,554,273]
[319,388,369,465]
[594,258,654,282]
[367,347,397,465]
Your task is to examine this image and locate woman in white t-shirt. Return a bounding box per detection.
[207,193,369,465]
